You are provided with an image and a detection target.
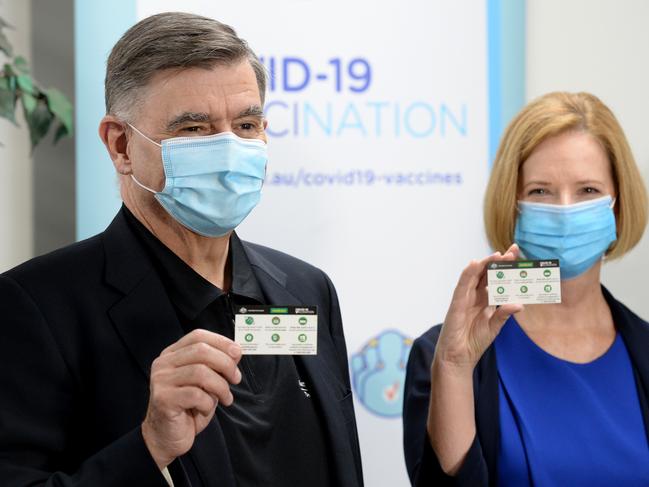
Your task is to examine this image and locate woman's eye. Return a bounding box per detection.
[528,188,547,196]
[583,187,600,194]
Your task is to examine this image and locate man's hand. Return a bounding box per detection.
[141,329,242,469]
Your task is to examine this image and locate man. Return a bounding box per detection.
[0,12,363,487]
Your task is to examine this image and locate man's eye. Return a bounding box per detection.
[183,126,203,132]
[240,123,255,130]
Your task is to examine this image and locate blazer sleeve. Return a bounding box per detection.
[0,275,169,487]
[402,326,489,486]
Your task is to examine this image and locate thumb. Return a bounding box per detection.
[488,304,523,335]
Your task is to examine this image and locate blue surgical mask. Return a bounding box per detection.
[514,195,617,279]
[128,125,267,237]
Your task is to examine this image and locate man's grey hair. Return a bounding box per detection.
[105,12,267,119]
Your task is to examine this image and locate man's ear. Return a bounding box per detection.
[261,118,269,143]
[99,115,132,175]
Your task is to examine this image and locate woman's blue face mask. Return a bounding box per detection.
[514,195,617,280]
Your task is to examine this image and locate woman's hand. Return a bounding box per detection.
[435,244,524,373]
[427,244,524,475]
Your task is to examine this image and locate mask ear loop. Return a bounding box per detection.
[130,174,157,194]
[127,123,162,147]
[125,123,162,193]
[602,195,618,261]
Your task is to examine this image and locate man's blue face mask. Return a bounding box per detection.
[128,124,267,238]
[514,195,617,280]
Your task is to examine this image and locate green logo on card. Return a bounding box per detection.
[245,333,254,342]
[245,317,254,325]
[272,317,281,325]
[497,286,505,294]
[298,333,307,343]
[520,270,528,278]
[496,271,504,279]
[544,284,552,292]
[544,269,552,277]
[271,333,280,342]
[299,317,308,325]
[520,285,528,293]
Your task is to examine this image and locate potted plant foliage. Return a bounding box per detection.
[0,15,73,149]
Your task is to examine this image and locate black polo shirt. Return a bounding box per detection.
[123,207,332,487]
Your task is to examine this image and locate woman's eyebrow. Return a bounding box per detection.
[522,180,552,189]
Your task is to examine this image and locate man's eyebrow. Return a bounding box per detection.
[166,112,211,131]
[236,105,264,118]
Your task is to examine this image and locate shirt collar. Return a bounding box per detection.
[122,206,265,319]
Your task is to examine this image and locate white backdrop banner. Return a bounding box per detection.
[77,1,525,485]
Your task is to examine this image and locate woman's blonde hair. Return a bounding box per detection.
[484,91,648,259]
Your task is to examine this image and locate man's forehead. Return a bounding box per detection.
[147,61,258,94]
[136,62,261,113]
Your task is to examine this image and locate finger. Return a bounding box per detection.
[465,252,510,292]
[453,253,500,298]
[165,342,242,384]
[502,243,520,261]
[174,386,218,415]
[162,329,241,361]
[170,364,235,406]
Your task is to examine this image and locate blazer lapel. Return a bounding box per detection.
[103,211,186,379]
[244,243,360,487]
[606,287,649,446]
[475,344,500,487]
[102,210,235,487]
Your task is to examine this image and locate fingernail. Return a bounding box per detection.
[234,367,242,384]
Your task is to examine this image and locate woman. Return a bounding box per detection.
[403,92,649,486]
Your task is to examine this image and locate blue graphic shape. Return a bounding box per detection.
[351,329,413,418]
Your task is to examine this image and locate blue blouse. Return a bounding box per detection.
[495,316,649,486]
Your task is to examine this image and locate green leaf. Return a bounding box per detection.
[16,74,34,95]
[21,91,37,114]
[53,122,69,144]
[44,87,73,133]
[13,56,29,74]
[3,63,15,80]
[23,98,54,149]
[0,30,12,58]
[0,84,17,123]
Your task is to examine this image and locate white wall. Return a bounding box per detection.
[0,0,32,272]
[527,0,649,319]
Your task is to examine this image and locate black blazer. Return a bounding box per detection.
[402,287,649,486]
[0,210,363,487]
